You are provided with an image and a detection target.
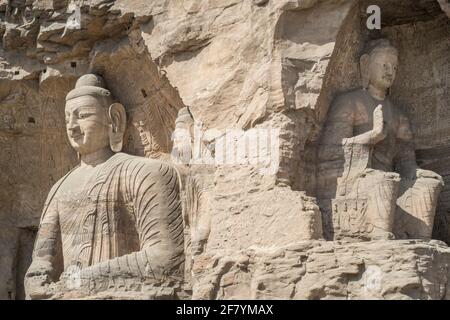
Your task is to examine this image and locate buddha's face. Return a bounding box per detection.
[368,49,398,90]
[65,95,111,155]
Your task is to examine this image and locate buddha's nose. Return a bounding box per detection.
[385,64,394,76]
[66,115,79,131]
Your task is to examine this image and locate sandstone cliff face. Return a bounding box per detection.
[193,240,450,300]
[0,0,449,299]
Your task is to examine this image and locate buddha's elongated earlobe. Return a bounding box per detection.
[108,103,127,152]
[360,54,371,89]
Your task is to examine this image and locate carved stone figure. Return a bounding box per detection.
[169,107,214,284]
[318,39,443,241]
[24,74,184,299]
[171,107,195,166]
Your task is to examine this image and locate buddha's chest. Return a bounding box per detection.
[56,177,139,267]
[56,184,127,233]
[353,100,399,137]
[57,167,98,195]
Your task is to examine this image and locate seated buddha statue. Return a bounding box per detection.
[318,39,443,241]
[24,74,185,299]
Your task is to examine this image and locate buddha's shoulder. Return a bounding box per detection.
[111,153,177,174]
[46,167,80,202]
[49,154,176,189]
[333,88,367,105]
[327,89,365,116]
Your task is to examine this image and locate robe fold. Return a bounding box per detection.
[32,153,184,283]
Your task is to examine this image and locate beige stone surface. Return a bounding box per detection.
[192,240,450,300]
[438,0,450,17]
[0,0,448,300]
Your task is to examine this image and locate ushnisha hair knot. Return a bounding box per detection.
[364,38,398,57]
[66,74,112,101]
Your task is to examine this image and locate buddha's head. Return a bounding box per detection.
[174,107,194,135]
[171,107,194,165]
[65,74,126,155]
[360,39,398,91]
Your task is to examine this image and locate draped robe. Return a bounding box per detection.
[31,153,184,288]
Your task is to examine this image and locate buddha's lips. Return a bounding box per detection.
[70,134,84,140]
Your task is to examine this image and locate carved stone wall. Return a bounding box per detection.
[383,15,450,242]
[0,0,449,299]
[0,78,78,299]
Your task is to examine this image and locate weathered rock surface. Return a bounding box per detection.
[0,0,448,299]
[193,240,450,300]
[438,0,450,17]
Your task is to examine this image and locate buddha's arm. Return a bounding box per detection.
[72,161,184,288]
[321,97,354,144]
[394,112,425,179]
[319,97,355,161]
[343,104,385,145]
[394,140,417,179]
[25,199,63,298]
[395,115,442,182]
[320,98,387,164]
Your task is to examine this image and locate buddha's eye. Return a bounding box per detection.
[78,112,91,119]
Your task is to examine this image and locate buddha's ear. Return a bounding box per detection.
[360,53,371,89]
[108,103,127,152]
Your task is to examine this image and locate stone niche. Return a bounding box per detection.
[311,0,450,243]
[87,36,185,159]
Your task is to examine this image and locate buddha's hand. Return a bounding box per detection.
[59,264,87,291]
[372,104,386,138]
[192,228,210,256]
[342,104,386,146]
[192,237,207,256]
[416,168,444,184]
[24,261,55,300]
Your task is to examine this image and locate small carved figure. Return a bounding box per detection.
[171,107,195,166]
[170,107,213,282]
